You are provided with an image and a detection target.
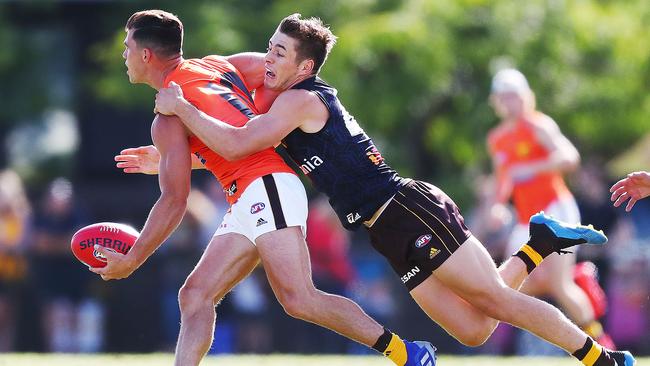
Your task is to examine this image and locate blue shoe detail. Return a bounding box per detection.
[621,350,636,366]
[530,211,608,246]
[405,340,436,366]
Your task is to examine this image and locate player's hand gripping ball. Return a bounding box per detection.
[71,223,139,268]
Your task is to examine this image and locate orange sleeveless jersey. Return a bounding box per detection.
[488,113,572,223]
[164,56,294,204]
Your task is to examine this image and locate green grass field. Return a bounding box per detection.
[0,354,647,366]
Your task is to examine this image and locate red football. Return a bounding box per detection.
[71,222,139,268]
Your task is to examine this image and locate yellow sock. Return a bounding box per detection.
[581,341,604,366]
[384,333,408,366]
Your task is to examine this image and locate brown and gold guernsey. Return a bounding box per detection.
[164,56,295,204]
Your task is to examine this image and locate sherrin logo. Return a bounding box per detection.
[415,234,432,248]
[250,202,266,214]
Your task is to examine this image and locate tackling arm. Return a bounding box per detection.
[156,84,320,161]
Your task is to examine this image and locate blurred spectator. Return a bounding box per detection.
[604,196,650,352]
[465,174,514,263]
[306,195,356,294]
[29,177,103,352]
[0,169,31,351]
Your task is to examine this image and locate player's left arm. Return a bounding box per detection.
[92,115,191,280]
[157,83,325,161]
[511,116,580,179]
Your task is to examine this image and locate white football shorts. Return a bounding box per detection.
[215,172,308,243]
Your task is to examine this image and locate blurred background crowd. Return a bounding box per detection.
[0,0,649,357]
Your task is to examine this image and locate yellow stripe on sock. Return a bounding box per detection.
[582,342,603,366]
[520,244,543,266]
[384,333,407,366]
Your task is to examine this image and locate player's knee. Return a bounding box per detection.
[457,321,495,347]
[178,280,212,314]
[276,288,317,320]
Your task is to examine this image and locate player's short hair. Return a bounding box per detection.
[279,13,337,74]
[125,10,183,58]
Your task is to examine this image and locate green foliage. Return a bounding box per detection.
[3,1,647,207]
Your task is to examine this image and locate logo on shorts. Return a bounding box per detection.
[256,218,268,227]
[429,247,440,259]
[250,202,266,214]
[415,234,432,248]
[401,266,420,283]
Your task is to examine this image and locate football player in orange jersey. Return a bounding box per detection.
[122,14,635,366]
[610,171,650,211]
[486,68,614,349]
[92,10,434,366]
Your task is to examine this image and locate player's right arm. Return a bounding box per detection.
[93,115,191,280]
[610,171,650,211]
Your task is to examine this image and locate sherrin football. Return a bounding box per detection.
[71,222,139,268]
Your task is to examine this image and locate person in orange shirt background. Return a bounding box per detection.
[486,68,614,349]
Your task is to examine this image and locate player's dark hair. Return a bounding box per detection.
[279,13,337,74]
[126,10,183,59]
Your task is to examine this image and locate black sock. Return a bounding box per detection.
[572,337,616,366]
[372,327,393,353]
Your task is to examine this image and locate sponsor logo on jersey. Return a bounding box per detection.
[256,218,268,227]
[429,247,440,259]
[366,145,385,166]
[225,181,237,196]
[346,212,362,224]
[299,155,324,174]
[515,142,531,158]
[401,266,420,283]
[194,152,207,165]
[415,234,433,248]
[250,202,266,214]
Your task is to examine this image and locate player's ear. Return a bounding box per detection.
[142,48,152,63]
[298,59,314,76]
